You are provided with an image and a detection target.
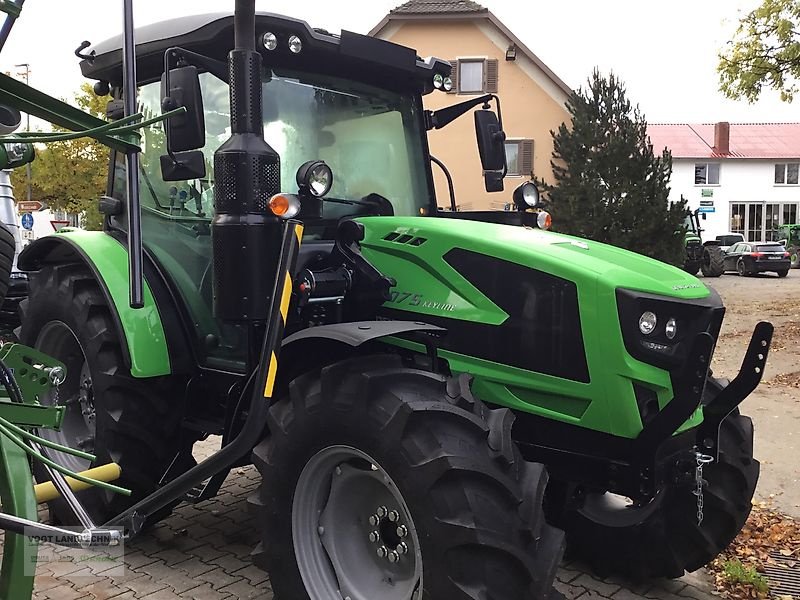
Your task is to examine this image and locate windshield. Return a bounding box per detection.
[136,68,432,236]
[121,68,431,370]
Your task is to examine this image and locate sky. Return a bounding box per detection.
[0,0,796,124]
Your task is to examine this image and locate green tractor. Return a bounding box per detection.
[777,223,800,269]
[683,206,724,277]
[0,2,772,597]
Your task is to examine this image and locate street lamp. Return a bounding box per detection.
[13,62,31,202]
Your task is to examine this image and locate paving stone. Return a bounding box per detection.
[555,579,589,599]
[175,583,232,600]
[217,577,271,599]
[572,573,622,596]
[118,573,169,597]
[195,566,244,591]
[231,564,269,586]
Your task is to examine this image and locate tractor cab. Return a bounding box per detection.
[83,12,538,370]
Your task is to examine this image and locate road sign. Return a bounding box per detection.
[50,220,70,231]
[20,213,33,230]
[17,200,43,212]
[21,230,35,241]
[699,200,714,207]
[698,206,716,214]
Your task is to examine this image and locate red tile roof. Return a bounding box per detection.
[648,123,800,159]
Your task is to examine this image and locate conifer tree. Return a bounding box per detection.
[544,70,687,265]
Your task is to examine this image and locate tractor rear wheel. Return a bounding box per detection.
[701,246,725,277]
[788,245,799,269]
[545,411,757,580]
[251,356,565,599]
[18,264,184,524]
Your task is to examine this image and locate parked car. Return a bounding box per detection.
[723,242,791,277]
[715,232,745,252]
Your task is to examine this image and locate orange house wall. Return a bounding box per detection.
[379,20,570,210]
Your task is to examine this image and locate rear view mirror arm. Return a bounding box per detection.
[426,93,502,131]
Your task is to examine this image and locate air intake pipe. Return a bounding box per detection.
[211,0,283,321]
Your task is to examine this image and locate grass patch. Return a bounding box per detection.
[721,559,769,595]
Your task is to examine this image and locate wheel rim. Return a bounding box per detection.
[737,261,745,276]
[578,490,665,528]
[34,321,94,473]
[292,445,423,600]
[791,251,799,268]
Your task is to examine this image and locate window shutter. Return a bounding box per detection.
[520,139,534,176]
[485,59,499,93]
[448,60,458,93]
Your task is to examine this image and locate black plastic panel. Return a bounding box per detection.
[442,249,590,383]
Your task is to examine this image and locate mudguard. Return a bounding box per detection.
[18,229,170,378]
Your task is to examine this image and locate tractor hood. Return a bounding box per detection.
[358,216,711,302]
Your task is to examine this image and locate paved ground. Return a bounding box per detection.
[703,272,800,517]
[13,457,718,600]
[6,271,800,600]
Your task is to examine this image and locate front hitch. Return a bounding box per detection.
[697,321,773,460]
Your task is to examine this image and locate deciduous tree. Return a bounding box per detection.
[719,0,800,102]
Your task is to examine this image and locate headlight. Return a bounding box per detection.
[262,32,278,51]
[513,181,541,210]
[288,35,302,54]
[442,76,453,91]
[665,317,677,340]
[296,160,334,198]
[433,74,444,89]
[638,311,657,335]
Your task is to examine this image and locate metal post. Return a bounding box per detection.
[0,0,24,52]
[13,63,31,202]
[121,0,144,308]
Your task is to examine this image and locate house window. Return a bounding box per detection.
[775,163,799,185]
[450,59,499,94]
[505,139,534,177]
[694,163,720,185]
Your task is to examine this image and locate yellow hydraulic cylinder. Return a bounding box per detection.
[33,463,122,504]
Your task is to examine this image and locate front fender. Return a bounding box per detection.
[18,230,170,378]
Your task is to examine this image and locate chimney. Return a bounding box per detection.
[714,122,730,155]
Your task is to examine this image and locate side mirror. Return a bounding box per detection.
[475,109,506,193]
[160,150,206,182]
[484,172,504,193]
[474,109,506,171]
[161,65,205,153]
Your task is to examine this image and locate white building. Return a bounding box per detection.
[648,122,800,242]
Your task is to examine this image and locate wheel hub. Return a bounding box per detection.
[292,446,422,600]
[366,504,411,563]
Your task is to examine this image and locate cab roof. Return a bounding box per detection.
[80,12,450,94]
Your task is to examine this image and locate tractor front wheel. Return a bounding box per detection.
[18,264,185,524]
[251,356,565,599]
[545,412,758,580]
[701,246,725,277]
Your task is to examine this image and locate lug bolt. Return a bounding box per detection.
[376,506,388,518]
[318,526,325,536]
[388,550,400,563]
[396,542,408,555]
[368,514,379,526]
[396,525,408,538]
[377,546,388,558]
[335,466,342,475]
[388,510,399,522]
[369,531,380,543]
